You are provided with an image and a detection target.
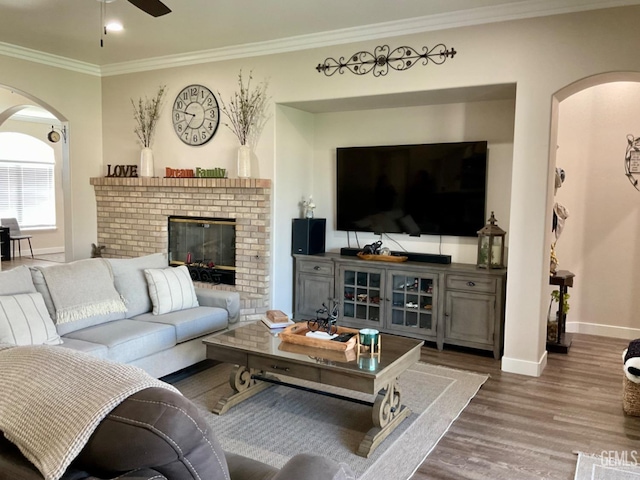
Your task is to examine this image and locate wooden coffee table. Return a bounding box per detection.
[202,322,423,457]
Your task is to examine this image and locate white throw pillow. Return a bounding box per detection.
[144,265,199,315]
[0,293,62,345]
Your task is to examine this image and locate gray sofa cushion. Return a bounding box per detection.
[132,306,228,343]
[107,253,168,318]
[57,338,109,359]
[0,266,36,296]
[64,319,176,364]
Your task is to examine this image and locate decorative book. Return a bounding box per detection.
[261,310,294,329]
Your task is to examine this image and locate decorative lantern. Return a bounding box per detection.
[477,211,506,269]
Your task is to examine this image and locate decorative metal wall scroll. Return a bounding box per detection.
[316,44,456,77]
[625,134,640,191]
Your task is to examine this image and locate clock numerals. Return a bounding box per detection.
[173,84,220,146]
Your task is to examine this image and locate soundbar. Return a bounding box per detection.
[339,247,451,264]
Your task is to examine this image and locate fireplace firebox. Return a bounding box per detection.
[168,216,236,285]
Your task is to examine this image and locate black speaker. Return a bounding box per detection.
[292,218,326,255]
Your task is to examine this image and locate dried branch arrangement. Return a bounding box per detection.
[131,85,166,148]
[218,71,269,146]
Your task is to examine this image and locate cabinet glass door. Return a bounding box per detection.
[341,267,382,326]
[388,272,436,335]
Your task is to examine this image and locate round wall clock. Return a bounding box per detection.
[172,84,220,146]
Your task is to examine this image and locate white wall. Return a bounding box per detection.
[0,56,102,260]
[98,6,640,376]
[313,99,515,256]
[273,106,315,313]
[556,82,640,339]
[4,6,640,374]
[269,98,515,315]
[0,118,65,254]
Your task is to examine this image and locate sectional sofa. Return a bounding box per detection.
[0,253,240,378]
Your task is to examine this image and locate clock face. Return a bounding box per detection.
[47,130,60,143]
[172,84,220,146]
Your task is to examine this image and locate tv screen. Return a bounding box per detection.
[336,141,488,237]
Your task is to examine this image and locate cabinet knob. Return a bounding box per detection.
[313,265,320,270]
[467,281,476,287]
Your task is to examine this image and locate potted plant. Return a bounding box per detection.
[547,289,570,342]
[218,71,269,178]
[131,85,166,177]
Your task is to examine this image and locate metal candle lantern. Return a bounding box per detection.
[477,211,506,269]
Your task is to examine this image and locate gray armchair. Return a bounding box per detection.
[0,387,353,480]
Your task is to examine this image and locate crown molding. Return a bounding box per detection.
[1,0,638,77]
[0,42,100,77]
[100,0,640,76]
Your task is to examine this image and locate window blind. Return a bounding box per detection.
[0,161,55,229]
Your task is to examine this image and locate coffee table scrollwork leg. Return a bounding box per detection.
[357,378,411,458]
[231,365,259,392]
[212,365,272,415]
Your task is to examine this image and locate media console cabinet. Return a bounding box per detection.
[294,252,506,359]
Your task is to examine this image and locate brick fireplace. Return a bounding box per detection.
[90,177,271,319]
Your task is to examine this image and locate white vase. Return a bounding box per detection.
[237,145,251,178]
[140,147,154,177]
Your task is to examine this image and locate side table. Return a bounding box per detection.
[0,226,9,261]
[547,270,574,353]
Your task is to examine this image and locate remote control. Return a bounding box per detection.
[330,333,355,342]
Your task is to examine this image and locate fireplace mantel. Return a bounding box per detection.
[90,176,272,320]
[90,177,271,189]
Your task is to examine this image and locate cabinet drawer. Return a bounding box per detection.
[248,354,320,382]
[298,260,334,276]
[446,274,497,294]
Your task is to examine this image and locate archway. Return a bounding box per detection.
[0,84,71,262]
[547,72,640,343]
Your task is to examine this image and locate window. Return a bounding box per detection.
[0,132,56,229]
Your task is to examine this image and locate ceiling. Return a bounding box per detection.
[0,0,638,70]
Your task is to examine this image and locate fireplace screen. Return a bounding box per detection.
[168,216,236,285]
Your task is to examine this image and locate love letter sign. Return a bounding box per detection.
[106,165,138,177]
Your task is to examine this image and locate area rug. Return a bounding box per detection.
[575,452,640,480]
[173,362,488,480]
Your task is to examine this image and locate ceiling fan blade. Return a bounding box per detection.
[127,0,171,17]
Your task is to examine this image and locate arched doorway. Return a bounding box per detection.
[0,84,71,262]
[548,72,640,343]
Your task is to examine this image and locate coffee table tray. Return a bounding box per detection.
[279,323,359,351]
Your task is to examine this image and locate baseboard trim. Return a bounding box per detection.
[566,321,640,340]
[501,350,547,377]
[33,247,64,255]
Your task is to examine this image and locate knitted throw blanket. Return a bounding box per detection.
[0,344,179,480]
[36,258,127,325]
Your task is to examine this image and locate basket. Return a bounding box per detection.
[278,323,359,351]
[622,376,640,416]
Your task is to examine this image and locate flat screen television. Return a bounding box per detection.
[336,141,488,237]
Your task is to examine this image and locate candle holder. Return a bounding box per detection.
[356,329,381,371]
[357,328,381,353]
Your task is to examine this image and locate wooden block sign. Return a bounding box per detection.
[106,165,138,177]
[165,167,227,178]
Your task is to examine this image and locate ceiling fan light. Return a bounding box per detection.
[106,22,123,32]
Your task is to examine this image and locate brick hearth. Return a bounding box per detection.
[90,177,271,320]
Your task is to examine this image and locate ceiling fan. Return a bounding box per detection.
[98,0,171,18]
[126,0,171,17]
[98,0,170,46]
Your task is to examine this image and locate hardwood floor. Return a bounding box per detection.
[416,335,640,479]
[1,255,61,271]
[3,257,637,479]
